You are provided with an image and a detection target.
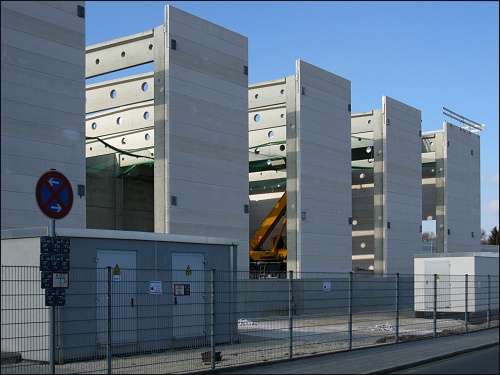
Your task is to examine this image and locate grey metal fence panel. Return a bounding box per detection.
[1,266,498,374]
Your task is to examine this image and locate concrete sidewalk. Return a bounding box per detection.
[207,327,499,374]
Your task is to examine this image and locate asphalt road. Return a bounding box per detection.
[391,345,499,374]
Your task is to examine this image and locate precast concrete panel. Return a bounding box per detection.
[377,97,422,275]
[161,5,249,272]
[1,1,86,230]
[86,30,154,79]
[442,122,481,253]
[294,60,352,274]
[86,73,154,114]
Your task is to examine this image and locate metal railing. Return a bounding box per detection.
[1,266,498,374]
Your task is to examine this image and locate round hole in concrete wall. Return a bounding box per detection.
[145,133,150,141]
[110,89,117,99]
[368,120,372,124]
[254,148,260,154]
[91,122,97,130]
[268,131,274,138]
[142,82,148,92]
[281,114,284,118]
[144,112,150,120]
[121,138,126,145]
[280,89,285,94]
[121,51,126,57]
[254,94,259,99]
[280,145,285,151]
[95,58,100,64]
[149,44,153,50]
[116,117,122,125]
[254,114,260,122]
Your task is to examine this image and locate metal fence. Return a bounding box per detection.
[1,266,498,374]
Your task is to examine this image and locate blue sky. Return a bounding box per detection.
[85,1,499,234]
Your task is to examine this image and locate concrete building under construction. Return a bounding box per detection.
[1,2,483,277]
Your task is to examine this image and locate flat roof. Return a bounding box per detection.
[415,252,498,258]
[1,227,239,246]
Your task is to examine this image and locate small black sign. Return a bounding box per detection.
[41,271,52,289]
[40,236,70,254]
[40,237,52,254]
[40,253,70,272]
[40,254,52,271]
[59,254,70,271]
[45,289,65,306]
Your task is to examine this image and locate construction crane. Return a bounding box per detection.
[249,191,287,278]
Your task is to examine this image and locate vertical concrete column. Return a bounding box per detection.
[293,60,352,274]
[153,23,167,233]
[438,121,481,253]
[373,109,385,276]
[286,75,298,273]
[435,127,446,253]
[373,97,422,275]
[114,154,124,230]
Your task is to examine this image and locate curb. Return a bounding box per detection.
[364,342,499,374]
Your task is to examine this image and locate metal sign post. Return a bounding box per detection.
[36,170,73,374]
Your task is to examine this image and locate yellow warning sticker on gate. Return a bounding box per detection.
[113,264,122,281]
[185,265,192,276]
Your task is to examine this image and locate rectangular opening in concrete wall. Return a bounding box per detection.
[421,220,437,254]
[86,63,154,86]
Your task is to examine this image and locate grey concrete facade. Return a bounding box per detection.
[1,1,86,230]
[248,61,353,275]
[351,97,422,275]
[84,6,249,271]
[423,121,481,254]
[1,2,484,276]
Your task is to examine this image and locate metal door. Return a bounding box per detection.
[96,250,137,345]
[424,261,451,309]
[172,252,205,339]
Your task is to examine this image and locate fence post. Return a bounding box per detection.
[348,271,353,350]
[49,306,55,374]
[465,274,468,332]
[487,275,491,328]
[395,273,399,344]
[210,269,216,370]
[433,274,437,337]
[288,270,293,359]
[106,266,112,374]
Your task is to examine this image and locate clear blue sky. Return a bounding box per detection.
[85,1,499,235]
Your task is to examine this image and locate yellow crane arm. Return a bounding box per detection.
[249,192,287,252]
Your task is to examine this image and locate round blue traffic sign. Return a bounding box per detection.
[36,170,73,220]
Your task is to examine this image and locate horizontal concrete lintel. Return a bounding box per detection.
[249,78,286,89]
[86,72,154,90]
[351,110,375,118]
[86,29,155,53]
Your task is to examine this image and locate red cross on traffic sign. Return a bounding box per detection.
[36,170,73,220]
